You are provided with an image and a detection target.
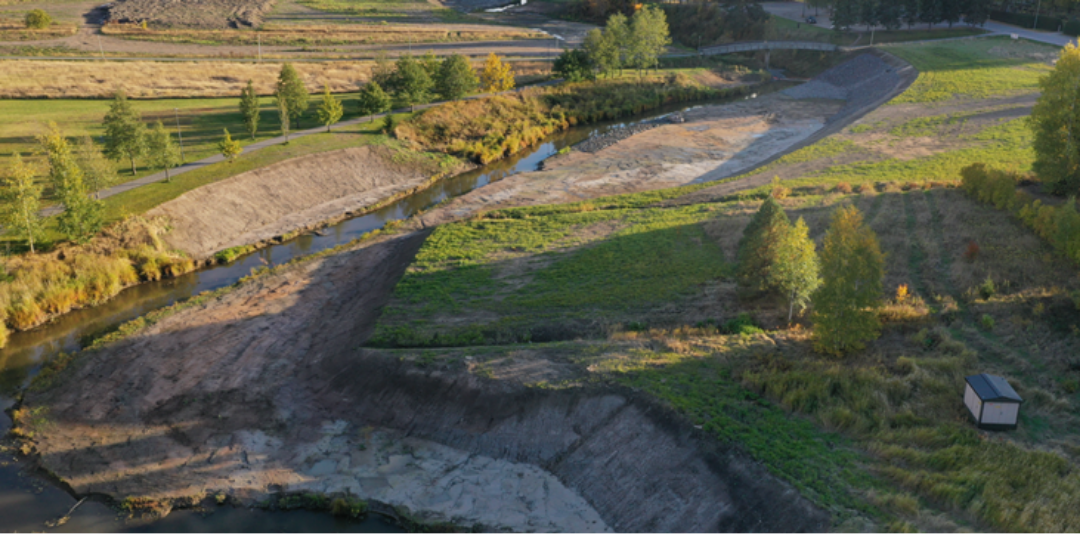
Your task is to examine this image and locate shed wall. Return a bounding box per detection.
[982,402,1020,425]
[964,384,982,420]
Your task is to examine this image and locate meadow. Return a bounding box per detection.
[367,35,1080,531]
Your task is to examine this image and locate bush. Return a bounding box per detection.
[1066,18,1080,37]
[24,9,51,29]
[834,182,853,194]
[979,313,995,331]
[721,312,764,335]
[978,276,996,300]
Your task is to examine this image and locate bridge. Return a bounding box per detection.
[698,40,839,56]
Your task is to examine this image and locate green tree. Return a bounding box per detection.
[371,51,395,88]
[276,63,310,128]
[583,28,619,78]
[357,81,392,122]
[1032,43,1080,196]
[1,153,43,253]
[24,9,50,29]
[479,52,514,92]
[553,49,594,82]
[436,54,479,101]
[218,128,243,162]
[277,94,291,143]
[38,124,103,242]
[770,217,821,323]
[316,84,344,133]
[239,79,260,140]
[605,12,631,73]
[736,196,791,292]
[420,50,441,79]
[75,136,117,198]
[811,205,885,356]
[102,91,146,175]
[627,5,671,73]
[391,54,434,112]
[146,121,181,181]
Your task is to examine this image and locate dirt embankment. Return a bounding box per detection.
[19,231,828,532]
[148,146,467,260]
[106,0,276,28]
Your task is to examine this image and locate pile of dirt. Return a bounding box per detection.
[147,146,464,260]
[18,231,828,532]
[106,0,277,28]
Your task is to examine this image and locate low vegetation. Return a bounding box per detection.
[100,22,542,46]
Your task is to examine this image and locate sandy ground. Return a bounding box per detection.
[148,146,468,260]
[418,95,842,226]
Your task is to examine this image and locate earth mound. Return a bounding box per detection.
[106,0,277,28]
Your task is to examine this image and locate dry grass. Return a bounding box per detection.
[0,19,76,39]
[0,59,550,98]
[101,22,543,46]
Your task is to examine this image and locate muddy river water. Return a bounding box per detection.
[0,103,713,532]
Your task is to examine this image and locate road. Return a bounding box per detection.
[762,1,1078,48]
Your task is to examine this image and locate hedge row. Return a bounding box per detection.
[960,163,1080,263]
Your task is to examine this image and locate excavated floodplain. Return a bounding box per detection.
[18,231,828,532]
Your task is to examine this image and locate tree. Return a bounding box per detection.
[420,50,441,79]
[436,54,479,101]
[1,154,43,253]
[1032,43,1080,196]
[24,9,50,29]
[276,63,309,128]
[627,5,671,73]
[102,91,146,175]
[583,28,619,78]
[391,54,434,112]
[811,205,885,356]
[239,79,260,140]
[605,12,631,73]
[371,51,395,88]
[770,217,820,323]
[218,129,243,162]
[902,0,921,28]
[38,123,103,242]
[316,84,343,133]
[75,136,117,197]
[919,0,943,28]
[963,0,990,26]
[146,121,181,181]
[277,94,291,143]
[480,53,515,93]
[831,0,860,30]
[357,81,392,122]
[940,0,962,27]
[736,196,791,292]
[553,49,594,82]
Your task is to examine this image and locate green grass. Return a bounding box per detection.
[888,37,1057,104]
[0,93,376,189]
[769,16,988,46]
[371,200,731,346]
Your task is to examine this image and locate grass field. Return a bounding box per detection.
[768,16,988,46]
[101,22,542,47]
[0,19,76,40]
[887,36,1057,103]
[366,35,1080,530]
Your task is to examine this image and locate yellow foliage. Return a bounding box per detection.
[480,53,515,93]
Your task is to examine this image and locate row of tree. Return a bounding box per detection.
[563,6,671,81]
[808,0,993,29]
[736,195,885,356]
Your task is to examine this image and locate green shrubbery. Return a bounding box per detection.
[397,76,744,164]
[960,163,1080,265]
[24,9,51,29]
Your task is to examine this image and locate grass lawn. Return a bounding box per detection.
[769,16,989,46]
[0,93,378,196]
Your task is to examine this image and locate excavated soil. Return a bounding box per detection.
[106,0,277,28]
[147,146,467,260]
[20,231,829,532]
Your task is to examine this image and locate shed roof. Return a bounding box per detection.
[965,374,1023,403]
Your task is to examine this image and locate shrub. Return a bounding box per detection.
[24,9,51,29]
[978,276,996,300]
[834,182,853,194]
[721,312,763,335]
[979,313,995,331]
[963,241,979,262]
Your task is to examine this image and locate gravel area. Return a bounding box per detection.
[575,123,661,153]
[782,53,901,123]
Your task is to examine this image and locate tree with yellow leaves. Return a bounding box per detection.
[480,53,514,93]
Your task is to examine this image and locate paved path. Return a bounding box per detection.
[40,81,561,217]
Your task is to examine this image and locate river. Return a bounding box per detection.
[0,102,710,532]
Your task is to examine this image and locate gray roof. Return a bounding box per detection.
[965,374,1023,403]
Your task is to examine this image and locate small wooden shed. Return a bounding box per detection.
[964,374,1023,430]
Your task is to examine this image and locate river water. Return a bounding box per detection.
[0,103,711,532]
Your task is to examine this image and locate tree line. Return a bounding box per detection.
[555,5,672,82]
[808,0,993,29]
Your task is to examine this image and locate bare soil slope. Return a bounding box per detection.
[106,0,276,28]
[147,146,462,259]
[19,231,827,532]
